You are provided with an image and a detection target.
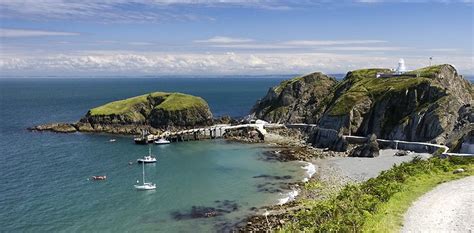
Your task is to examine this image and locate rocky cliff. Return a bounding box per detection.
[31,92,213,134]
[251,64,473,145]
[250,72,337,123]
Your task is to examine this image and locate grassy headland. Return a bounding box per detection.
[89,92,208,115]
[327,65,448,116]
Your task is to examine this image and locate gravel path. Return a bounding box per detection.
[314,149,431,182]
[402,176,474,233]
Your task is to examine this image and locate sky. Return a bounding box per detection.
[0,0,473,76]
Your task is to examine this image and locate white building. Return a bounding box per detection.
[395,58,407,74]
[376,58,413,78]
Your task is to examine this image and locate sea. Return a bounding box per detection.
[0,76,315,232]
[1,74,471,232]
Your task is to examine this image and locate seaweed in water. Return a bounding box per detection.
[252,174,292,180]
[170,200,240,220]
[256,182,283,193]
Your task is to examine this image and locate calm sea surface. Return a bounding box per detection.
[0,76,310,232]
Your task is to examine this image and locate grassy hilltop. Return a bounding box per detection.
[80,91,213,131]
[90,92,208,116]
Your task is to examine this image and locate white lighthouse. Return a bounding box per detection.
[395,58,407,74]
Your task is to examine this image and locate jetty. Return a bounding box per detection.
[139,123,276,143]
[135,121,474,158]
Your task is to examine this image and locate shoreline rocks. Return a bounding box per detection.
[349,134,380,157]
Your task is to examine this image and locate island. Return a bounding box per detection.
[30,92,213,134]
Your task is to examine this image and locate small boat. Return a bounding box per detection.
[137,147,157,163]
[154,138,170,145]
[109,139,116,142]
[134,136,147,144]
[134,129,154,144]
[91,175,107,180]
[134,161,156,190]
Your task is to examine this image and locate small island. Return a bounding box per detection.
[30,92,213,134]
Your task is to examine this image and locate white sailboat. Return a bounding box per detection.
[134,161,156,190]
[137,146,157,163]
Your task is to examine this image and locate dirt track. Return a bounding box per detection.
[402,176,474,232]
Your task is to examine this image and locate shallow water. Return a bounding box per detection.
[0,77,308,232]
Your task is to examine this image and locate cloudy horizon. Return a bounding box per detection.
[1,0,473,76]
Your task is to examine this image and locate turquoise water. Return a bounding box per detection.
[0,77,308,232]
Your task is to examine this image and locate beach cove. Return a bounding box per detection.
[0,77,315,232]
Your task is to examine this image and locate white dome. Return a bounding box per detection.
[396,58,406,73]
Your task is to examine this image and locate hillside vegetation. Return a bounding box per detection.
[90,92,208,115]
[81,91,213,130]
[281,156,474,232]
[251,64,473,146]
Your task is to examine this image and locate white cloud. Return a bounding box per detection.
[1,0,470,23]
[197,39,396,50]
[0,0,208,23]
[0,0,291,23]
[0,28,79,37]
[194,36,254,44]
[1,51,472,75]
[128,42,155,46]
[282,40,387,46]
[208,43,294,49]
[426,48,459,52]
[321,46,405,51]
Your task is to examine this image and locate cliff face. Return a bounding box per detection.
[252,64,473,144]
[250,72,337,123]
[80,92,213,130]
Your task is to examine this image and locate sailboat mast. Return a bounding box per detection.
[142,161,145,184]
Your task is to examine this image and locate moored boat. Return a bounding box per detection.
[154,138,171,145]
[91,175,107,180]
[134,160,156,190]
[134,129,154,144]
[137,147,157,163]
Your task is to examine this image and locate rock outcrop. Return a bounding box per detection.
[319,64,472,144]
[307,127,348,152]
[250,72,337,123]
[32,123,78,133]
[349,134,380,157]
[30,92,213,134]
[251,64,473,146]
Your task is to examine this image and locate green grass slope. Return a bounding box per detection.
[89,92,208,116]
[328,65,448,116]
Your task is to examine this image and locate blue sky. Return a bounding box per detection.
[0,0,473,76]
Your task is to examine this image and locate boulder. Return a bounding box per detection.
[453,168,465,174]
[350,134,380,157]
[307,127,348,152]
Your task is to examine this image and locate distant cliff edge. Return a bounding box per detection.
[250,64,473,150]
